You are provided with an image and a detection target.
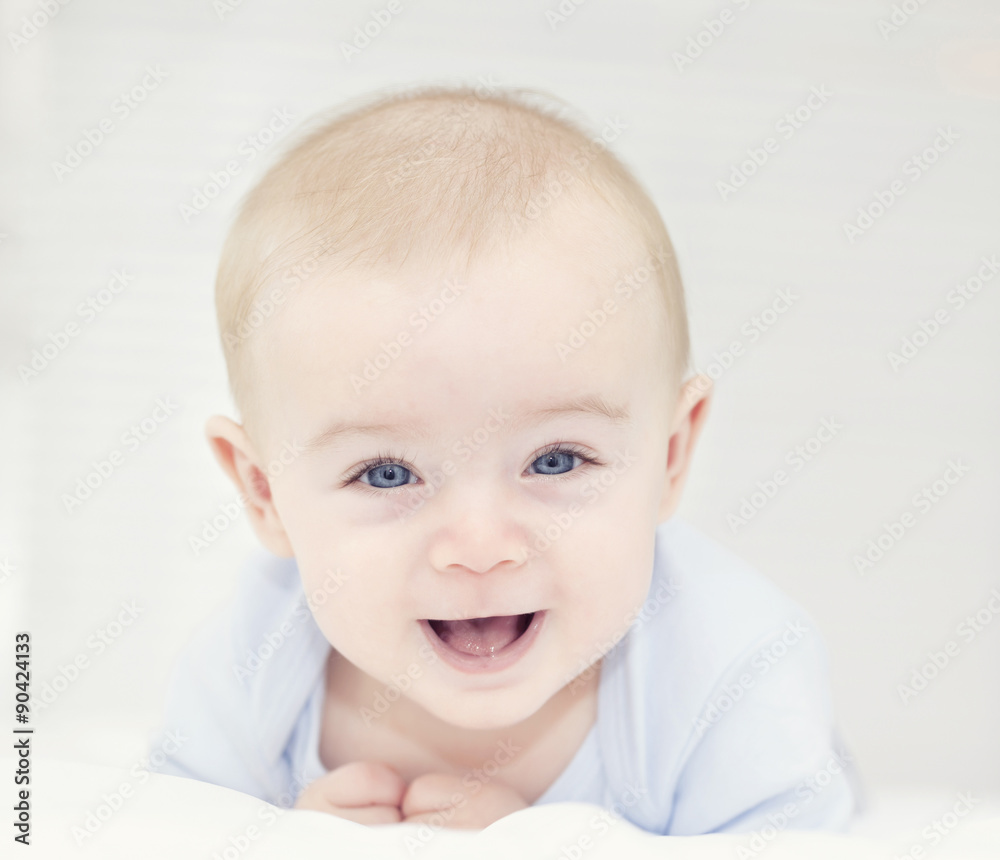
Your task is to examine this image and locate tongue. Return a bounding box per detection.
[431,614,530,656]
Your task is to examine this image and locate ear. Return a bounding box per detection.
[657,375,713,524]
[204,415,295,558]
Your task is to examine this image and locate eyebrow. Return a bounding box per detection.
[300,393,632,455]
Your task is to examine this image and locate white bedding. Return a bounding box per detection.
[11,757,1000,859]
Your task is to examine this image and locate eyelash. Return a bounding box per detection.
[341,447,417,491]
[341,442,605,494]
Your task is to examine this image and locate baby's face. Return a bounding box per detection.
[256,199,678,729]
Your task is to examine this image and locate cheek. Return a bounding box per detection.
[267,480,332,554]
[557,496,657,629]
[303,579,401,666]
[569,550,653,624]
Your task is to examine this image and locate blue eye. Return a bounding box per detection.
[530,450,579,475]
[527,444,602,477]
[342,448,419,491]
[358,460,414,489]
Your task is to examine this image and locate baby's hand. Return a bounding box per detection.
[294,761,407,825]
[401,772,529,829]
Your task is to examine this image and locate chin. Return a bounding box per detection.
[420,686,549,731]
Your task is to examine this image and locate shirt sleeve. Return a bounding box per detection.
[146,600,275,801]
[665,616,859,836]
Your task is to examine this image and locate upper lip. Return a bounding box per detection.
[423,609,541,621]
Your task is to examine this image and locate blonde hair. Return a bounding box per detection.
[214,84,690,439]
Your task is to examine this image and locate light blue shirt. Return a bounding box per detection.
[149,517,859,834]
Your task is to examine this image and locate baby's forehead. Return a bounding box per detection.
[272,214,649,342]
[261,220,667,395]
[259,285,663,458]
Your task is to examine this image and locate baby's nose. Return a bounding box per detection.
[425,480,528,575]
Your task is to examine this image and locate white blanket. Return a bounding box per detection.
[12,757,1000,859]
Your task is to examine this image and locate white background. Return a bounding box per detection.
[1,0,998,800]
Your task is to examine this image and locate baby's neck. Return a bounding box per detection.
[319,649,601,802]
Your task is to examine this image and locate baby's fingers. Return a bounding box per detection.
[402,773,527,829]
[295,761,407,817]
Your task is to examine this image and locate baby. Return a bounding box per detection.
[151,85,858,834]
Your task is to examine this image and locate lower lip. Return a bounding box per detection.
[419,611,547,674]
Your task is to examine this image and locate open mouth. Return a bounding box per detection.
[420,611,546,673]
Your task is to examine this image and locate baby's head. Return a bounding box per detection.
[206,86,710,730]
